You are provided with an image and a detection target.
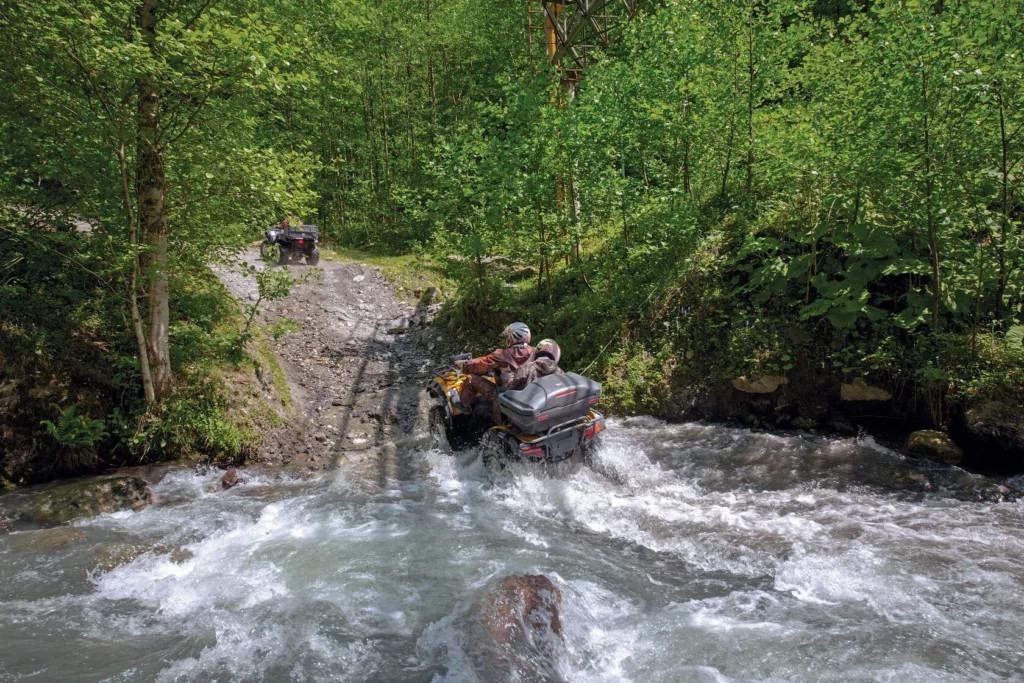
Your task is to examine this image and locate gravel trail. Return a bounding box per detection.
[216,251,444,481]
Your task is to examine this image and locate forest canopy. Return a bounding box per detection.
[1,0,1023,476]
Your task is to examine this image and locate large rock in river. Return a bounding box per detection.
[905,430,963,466]
[470,574,564,683]
[0,476,153,525]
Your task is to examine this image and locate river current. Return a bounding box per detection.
[2,418,1024,681]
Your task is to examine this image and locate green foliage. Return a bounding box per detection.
[602,342,672,415]
[41,405,107,450]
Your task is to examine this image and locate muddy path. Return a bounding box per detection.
[216,252,444,482]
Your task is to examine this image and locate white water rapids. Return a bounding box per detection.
[2,418,1024,681]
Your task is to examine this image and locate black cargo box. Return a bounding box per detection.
[286,224,318,239]
[498,372,601,434]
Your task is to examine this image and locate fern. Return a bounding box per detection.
[40,405,107,450]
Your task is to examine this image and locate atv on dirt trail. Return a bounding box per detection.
[428,353,606,465]
[261,223,320,266]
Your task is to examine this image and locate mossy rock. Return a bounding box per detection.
[905,430,963,466]
[0,476,153,525]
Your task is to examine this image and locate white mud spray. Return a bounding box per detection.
[2,419,1023,681]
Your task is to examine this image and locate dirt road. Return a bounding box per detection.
[216,252,445,483]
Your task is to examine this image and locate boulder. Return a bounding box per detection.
[472,574,563,683]
[0,476,153,525]
[841,377,892,402]
[389,317,410,335]
[732,375,788,394]
[905,430,963,466]
[481,574,562,643]
[962,401,1024,466]
[221,468,240,490]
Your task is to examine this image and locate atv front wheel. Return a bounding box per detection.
[277,245,290,265]
[307,247,320,266]
[428,404,451,450]
[260,241,280,263]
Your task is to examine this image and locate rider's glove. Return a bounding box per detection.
[455,359,467,373]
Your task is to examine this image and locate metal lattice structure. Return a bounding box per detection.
[526,0,641,85]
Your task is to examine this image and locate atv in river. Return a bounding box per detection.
[428,353,606,465]
[260,223,320,266]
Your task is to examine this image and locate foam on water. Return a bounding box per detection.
[2,420,1024,681]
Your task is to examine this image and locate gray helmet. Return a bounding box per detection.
[501,322,531,347]
[536,338,560,364]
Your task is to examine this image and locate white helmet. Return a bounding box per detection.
[501,322,531,347]
[536,339,560,364]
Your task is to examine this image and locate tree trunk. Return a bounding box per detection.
[922,68,941,333]
[117,143,156,404]
[997,89,1010,322]
[137,0,173,399]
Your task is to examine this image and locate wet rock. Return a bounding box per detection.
[26,526,87,551]
[905,430,963,466]
[473,575,563,682]
[732,375,788,394]
[792,417,818,431]
[332,397,355,407]
[0,518,13,534]
[93,541,193,572]
[221,468,240,490]
[0,476,153,525]
[961,400,1024,467]
[841,377,892,402]
[482,574,562,641]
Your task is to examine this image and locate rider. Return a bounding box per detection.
[458,322,535,422]
[506,339,563,391]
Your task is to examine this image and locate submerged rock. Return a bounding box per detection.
[905,430,963,466]
[93,541,193,572]
[26,526,87,551]
[0,476,153,525]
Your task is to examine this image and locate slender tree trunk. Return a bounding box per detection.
[997,89,1010,321]
[137,0,173,399]
[117,143,156,404]
[922,68,941,333]
[745,3,755,199]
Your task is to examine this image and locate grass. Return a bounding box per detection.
[324,246,455,304]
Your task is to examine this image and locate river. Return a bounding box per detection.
[2,418,1023,681]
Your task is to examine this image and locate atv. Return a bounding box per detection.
[428,353,606,466]
[260,223,320,266]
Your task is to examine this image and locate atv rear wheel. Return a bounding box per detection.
[480,430,518,469]
[277,245,289,265]
[307,247,320,266]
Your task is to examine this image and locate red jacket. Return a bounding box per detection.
[465,343,535,379]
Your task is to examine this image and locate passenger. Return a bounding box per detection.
[458,322,535,423]
[505,339,563,391]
